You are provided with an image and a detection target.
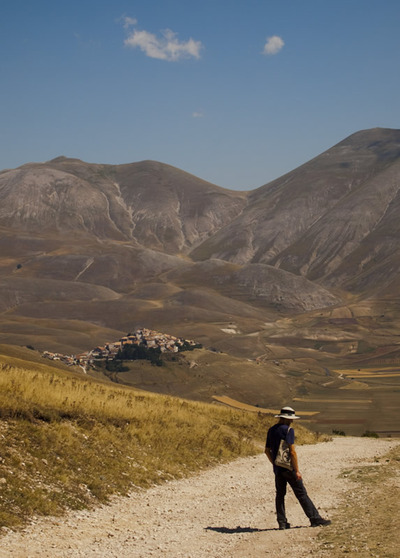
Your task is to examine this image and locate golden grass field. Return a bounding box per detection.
[0,344,323,530]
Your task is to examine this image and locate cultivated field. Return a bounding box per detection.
[290,364,400,436]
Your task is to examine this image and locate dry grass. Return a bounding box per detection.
[0,346,325,531]
[0,357,271,530]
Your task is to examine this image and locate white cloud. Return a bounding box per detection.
[124,24,203,62]
[122,16,138,29]
[192,111,204,118]
[263,35,285,55]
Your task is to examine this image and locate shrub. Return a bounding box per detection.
[361,430,379,438]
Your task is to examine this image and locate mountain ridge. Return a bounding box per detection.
[0,158,247,254]
[2,128,400,303]
[190,127,400,295]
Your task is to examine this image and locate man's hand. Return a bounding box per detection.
[289,444,302,479]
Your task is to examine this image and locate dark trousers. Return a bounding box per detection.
[275,469,321,525]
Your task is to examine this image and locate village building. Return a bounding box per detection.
[42,328,199,369]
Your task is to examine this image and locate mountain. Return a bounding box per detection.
[1,128,400,430]
[191,128,400,295]
[0,157,249,289]
[0,152,340,319]
[0,158,246,253]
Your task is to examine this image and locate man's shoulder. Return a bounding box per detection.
[268,422,286,439]
[268,422,288,434]
[268,423,295,440]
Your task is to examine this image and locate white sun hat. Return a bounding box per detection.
[274,406,301,419]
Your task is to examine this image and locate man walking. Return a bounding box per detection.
[265,406,331,530]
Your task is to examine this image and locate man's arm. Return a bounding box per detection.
[288,444,302,480]
[265,447,274,464]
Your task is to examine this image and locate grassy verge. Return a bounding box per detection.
[316,445,400,557]
[0,354,321,531]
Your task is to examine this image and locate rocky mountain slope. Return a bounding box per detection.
[191,128,400,295]
[0,158,246,252]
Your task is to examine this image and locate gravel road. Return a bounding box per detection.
[0,437,398,558]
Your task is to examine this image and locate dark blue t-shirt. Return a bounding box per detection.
[266,423,295,472]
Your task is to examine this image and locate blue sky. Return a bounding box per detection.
[1,0,399,190]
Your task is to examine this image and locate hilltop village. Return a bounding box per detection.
[42,328,200,369]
